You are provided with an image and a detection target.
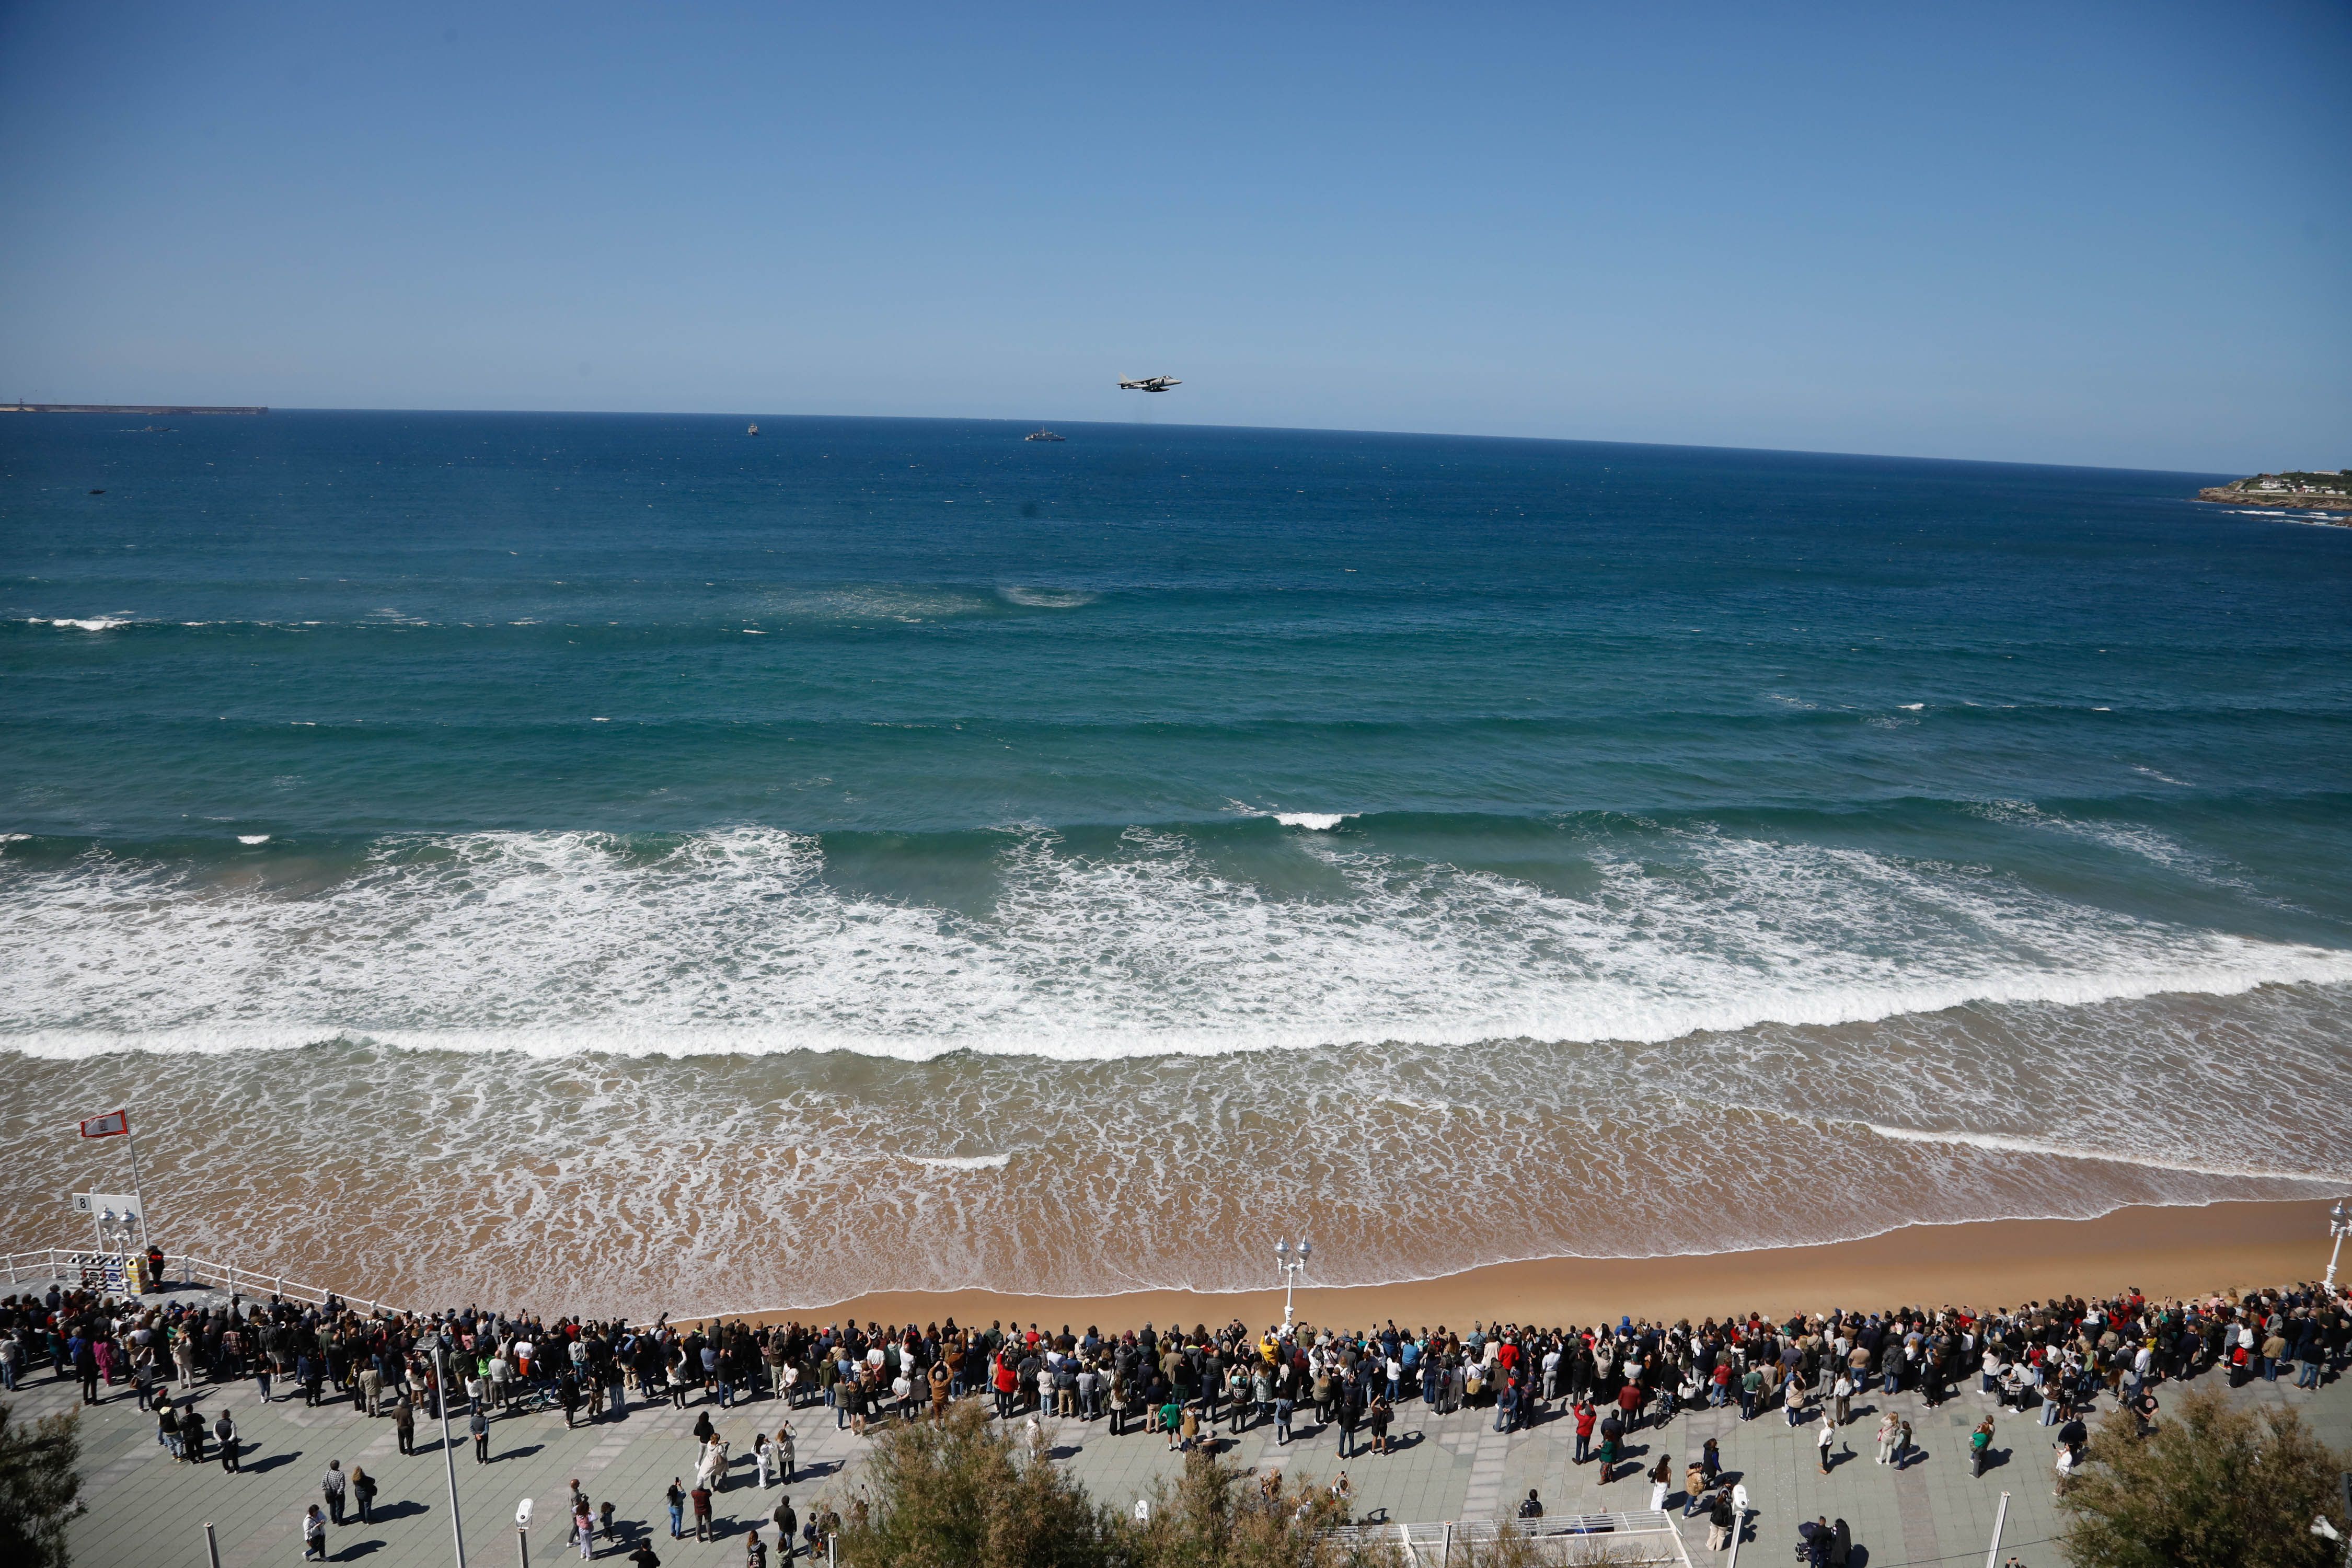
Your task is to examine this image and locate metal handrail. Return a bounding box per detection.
[1323,1511,1691,1568]
[4,1243,409,1318]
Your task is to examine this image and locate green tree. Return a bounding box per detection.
[1128,1446,1392,1568]
[835,1402,1121,1568]
[0,1403,85,1568]
[833,1406,1404,1568]
[2060,1383,2350,1568]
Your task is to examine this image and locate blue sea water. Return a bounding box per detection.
[3,411,2348,1310]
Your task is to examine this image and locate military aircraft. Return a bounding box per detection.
[1117,375,1182,393]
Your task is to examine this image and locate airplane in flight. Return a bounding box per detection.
[1117,375,1182,393]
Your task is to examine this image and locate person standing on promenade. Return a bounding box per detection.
[321,1459,348,1526]
[1970,1415,1994,1478]
[1817,1409,1837,1473]
[773,1496,797,1561]
[690,1481,714,1542]
[394,1394,416,1455]
[1596,1412,1623,1481]
[179,1401,207,1462]
[1647,1457,1673,1511]
[351,1465,377,1526]
[303,1505,328,1562]
[214,1407,239,1473]
[666,1479,686,1540]
[1874,1410,1899,1464]
[1572,1397,1595,1463]
[470,1405,491,1462]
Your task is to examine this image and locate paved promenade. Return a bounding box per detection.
[27,1287,2352,1568]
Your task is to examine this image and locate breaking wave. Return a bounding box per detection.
[4,821,2348,1060]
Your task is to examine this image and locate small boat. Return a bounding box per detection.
[746,422,760,435]
[1023,428,1065,442]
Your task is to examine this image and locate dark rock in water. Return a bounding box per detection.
[88,489,105,495]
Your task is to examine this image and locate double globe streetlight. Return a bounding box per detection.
[2326,1200,2351,1293]
[1274,1236,1311,1331]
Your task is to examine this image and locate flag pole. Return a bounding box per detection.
[122,1120,154,1251]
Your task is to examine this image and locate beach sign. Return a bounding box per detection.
[72,1191,143,1223]
[78,1109,130,1138]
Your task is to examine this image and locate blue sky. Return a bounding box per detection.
[2,1,2345,470]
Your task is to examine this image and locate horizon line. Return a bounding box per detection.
[17,403,2243,481]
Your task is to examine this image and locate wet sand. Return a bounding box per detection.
[685,1198,2344,1331]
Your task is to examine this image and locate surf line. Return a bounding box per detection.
[1852,1119,2351,1185]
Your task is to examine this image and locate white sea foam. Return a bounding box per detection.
[33,617,131,632]
[237,835,271,845]
[1273,812,1351,830]
[996,587,1100,609]
[1855,1122,2349,1184]
[908,1153,1012,1170]
[1969,800,2213,875]
[3,824,2349,1064]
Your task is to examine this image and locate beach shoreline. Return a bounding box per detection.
[675,1197,2344,1331]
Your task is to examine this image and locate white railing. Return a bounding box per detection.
[2,1244,410,1318]
[1325,1511,1692,1568]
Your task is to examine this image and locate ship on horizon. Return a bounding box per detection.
[1024,427,1066,442]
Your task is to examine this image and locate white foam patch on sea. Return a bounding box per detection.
[4,824,2349,1064]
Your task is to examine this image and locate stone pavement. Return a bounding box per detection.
[28,1316,2352,1568]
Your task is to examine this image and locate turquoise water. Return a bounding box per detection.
[4,412,2348,1311]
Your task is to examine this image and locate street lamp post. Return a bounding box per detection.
[1274,1237,1311,1331]
[435,1340,467,1568]
[2326,1201,2350,1293]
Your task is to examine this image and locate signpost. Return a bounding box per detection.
[77,1109,153,1235]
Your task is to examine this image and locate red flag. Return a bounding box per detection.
[78,1110,130,1138]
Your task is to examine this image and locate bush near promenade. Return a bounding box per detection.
[838,1400,1403,1568]
[2060,1383,2348,1568]
[0,1404,85,1568]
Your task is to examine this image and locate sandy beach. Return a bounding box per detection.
[687,1197,2343,1332]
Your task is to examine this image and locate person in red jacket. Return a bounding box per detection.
[1617,1373,1643,1431]
[1572,1399,1597,1463]
[993,1352,1017,1419]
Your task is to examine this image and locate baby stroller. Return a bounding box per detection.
[1795,1517,1851,1568]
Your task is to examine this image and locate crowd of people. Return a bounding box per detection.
[2,1262,2345,1563]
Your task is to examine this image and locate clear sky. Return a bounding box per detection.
[2,1,2345,471]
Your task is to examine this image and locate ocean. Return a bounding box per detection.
[4,410,2348,1318]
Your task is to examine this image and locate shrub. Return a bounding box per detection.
[0,1404,85,1568]
[2060,1383,2349,1568]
